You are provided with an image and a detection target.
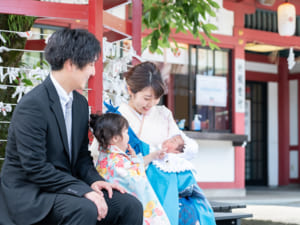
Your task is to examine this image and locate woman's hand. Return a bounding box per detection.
[91,181,126,199]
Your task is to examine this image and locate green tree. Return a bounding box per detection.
[142,0,220,54]
[0,14,36,170]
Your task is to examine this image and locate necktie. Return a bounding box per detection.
[65,99,72,159]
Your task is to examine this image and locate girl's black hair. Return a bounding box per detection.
[123,61,165,99]
[44,28,101,71]
[89,113,129,149]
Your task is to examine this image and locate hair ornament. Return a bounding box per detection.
[149,71,152,84]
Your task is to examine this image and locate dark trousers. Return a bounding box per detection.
[35,190,143,225]
[0,180,16,225]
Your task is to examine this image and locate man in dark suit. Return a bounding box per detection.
[0,28,143,225]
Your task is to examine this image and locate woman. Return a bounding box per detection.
[104,61,216,225]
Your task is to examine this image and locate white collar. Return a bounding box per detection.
[50,74,73,106]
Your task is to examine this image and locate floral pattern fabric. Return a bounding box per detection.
[96,145,170,225]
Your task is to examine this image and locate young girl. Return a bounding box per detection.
[89,113,170,225]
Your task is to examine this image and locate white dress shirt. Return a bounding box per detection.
[50,75,73,156]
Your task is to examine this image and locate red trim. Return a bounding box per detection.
[167,74,175,112]
[142,28,238,49]
[25,40,46,51]
[198,182,240,189]
[131,0,142,65]
[35,12,133,43]
[246,71,279,82]
[35,19,79,29]
[88,0,103,114]
[245,53,275,64]
[103,0,129,10]
[289,74,300,80]
[103,11,132,42]
[278,57,290,185]
[0,0,88,19]
[290,178,300,183]
[234,146,246,188]
[244,28,300,49]
[223,0,256,15]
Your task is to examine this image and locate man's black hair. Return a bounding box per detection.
[44,28,101,71]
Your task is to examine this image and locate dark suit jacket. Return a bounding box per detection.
[0,76,103,225]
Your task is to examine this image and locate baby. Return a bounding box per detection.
[151,134,196,174]
[162,134,185,153]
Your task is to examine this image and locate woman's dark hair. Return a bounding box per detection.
[44,28,101,71]
[123,61,165,99]
[89,113,129,149]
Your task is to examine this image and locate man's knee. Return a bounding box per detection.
[125,194,143,214]
[73,198,98,222]
[51,194,98,225]
[119,193,143,224]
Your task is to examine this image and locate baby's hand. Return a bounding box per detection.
[127,144,136,157]
[156,148,167,159]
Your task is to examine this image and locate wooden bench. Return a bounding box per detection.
[210,200,247,212]
[210,201,253,225]
[214,212,253,225]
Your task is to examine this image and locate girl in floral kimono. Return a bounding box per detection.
[89,113,170,225]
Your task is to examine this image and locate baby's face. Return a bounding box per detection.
[162,135,184,151]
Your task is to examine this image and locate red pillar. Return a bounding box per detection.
[232,43,246,189]
[88,0,103,113]
[278,57,290,185]
[132,0,142,65]
[231,8,246,189]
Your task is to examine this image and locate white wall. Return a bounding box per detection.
[268,82,279,187]
[245,61,278,74]
[289,80,299,179]
[289,80,298,146]
[206,0,234,36]
[290,151,299,179]
[191,140,235,182]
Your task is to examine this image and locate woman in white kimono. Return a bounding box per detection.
[104,61,216,225]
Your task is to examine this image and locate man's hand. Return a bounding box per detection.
[91,181,126,199]
[84,191,107,221]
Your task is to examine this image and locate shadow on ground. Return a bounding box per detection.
[242,219,299,225]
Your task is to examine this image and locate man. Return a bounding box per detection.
[0,28,143,225]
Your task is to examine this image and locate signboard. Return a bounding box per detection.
[235,59,245,113]
[196,75,227,107]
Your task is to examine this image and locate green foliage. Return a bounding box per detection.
[1,15,36,46]
[142,0,220,54]
[0,14,36,171]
